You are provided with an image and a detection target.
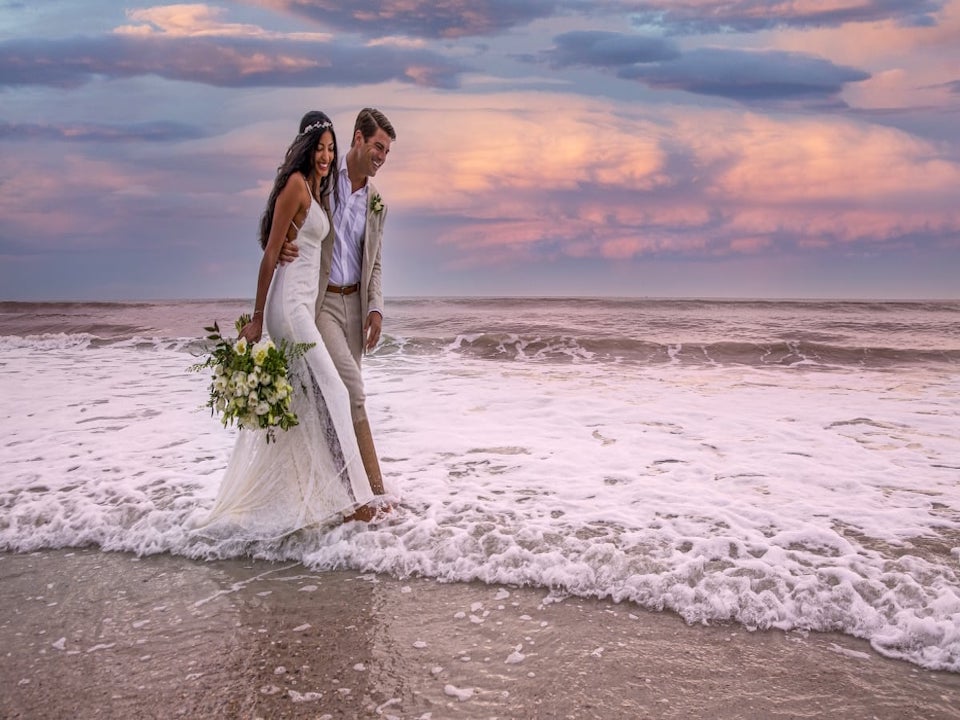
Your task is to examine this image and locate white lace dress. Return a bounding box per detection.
[195,191,373,539]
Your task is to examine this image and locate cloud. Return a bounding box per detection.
[612,0,946,34]
[115,3,331,40]
[0,153,152,250]
[742,2,960,113]
[542,30,680,68]
[376,96,960,268]
[0,34,465,89]
[251,0,562,38]
[534,32,869,102]
[0,121,205,142]
[703,113,960,205]
[619,48,870,101]
[0,132,267,256]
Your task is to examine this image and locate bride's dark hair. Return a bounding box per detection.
[258,110,339,249]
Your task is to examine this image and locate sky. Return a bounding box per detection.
[1,1,959,301]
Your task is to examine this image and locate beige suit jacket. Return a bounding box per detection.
[315,180,385,327]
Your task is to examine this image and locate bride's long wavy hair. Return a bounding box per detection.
[258,111,339,249]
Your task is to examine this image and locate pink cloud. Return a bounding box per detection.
[729,236,773,253]
[763,0,960,108]
[115,4,332,40]
[380,98,960,264]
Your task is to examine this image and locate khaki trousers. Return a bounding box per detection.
[317,291,367,423]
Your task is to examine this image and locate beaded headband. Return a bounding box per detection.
[299,120,332,136]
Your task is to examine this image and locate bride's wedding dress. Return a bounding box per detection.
[196,189,373,538]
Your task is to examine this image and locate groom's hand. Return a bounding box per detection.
[364,311,382,352]
[278,238,299,264]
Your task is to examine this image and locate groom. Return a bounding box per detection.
[282,107,396,517]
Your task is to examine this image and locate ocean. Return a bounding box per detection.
[1,298,958,672]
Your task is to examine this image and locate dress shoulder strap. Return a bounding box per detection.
[289,173,312,232]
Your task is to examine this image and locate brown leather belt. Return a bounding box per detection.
[326,283,360,295]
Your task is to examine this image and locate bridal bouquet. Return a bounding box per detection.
[191,315,314,442]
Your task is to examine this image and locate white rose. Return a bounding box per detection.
[233,337,248,355]
[251,340,271,366]
[255,401,270,416]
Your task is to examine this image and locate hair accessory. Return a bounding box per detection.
[299,120,332,136]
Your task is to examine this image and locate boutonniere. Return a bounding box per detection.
[370,193,384,215]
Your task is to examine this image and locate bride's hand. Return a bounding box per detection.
[238,317,263,344]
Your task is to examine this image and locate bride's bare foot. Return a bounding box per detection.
[343,499,396,524]
[343,504,378,523]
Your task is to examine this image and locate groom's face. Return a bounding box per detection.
[354,127,392,178]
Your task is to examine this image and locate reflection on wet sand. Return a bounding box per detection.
[3,549,960,719]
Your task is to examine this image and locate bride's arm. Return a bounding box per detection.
[239,175,307,342]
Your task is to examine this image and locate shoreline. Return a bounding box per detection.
[2,549,959,719]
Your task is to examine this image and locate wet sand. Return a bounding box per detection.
[2,549,959,719]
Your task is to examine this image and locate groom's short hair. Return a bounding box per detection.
[353,108,396,146]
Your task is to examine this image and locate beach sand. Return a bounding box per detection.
[2,549,958,720]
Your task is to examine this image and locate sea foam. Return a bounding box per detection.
[1,299,959,672]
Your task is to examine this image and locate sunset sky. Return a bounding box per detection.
[1,0,958,300]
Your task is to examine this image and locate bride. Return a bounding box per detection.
[196,111,381,538]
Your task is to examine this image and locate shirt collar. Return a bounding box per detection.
[339,151,369,192]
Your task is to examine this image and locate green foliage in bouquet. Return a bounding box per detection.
[191,314,315,442]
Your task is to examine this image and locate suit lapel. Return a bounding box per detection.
[320,200,335,284]
[364,180,379,271]
[364,180,378,246]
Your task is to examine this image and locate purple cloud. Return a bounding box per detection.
[620,48,870,101]
[252,0,561,38]
[542,30,680,67]
[609,0,945,34]
[0,121,204,142]
[0,35,466,89]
